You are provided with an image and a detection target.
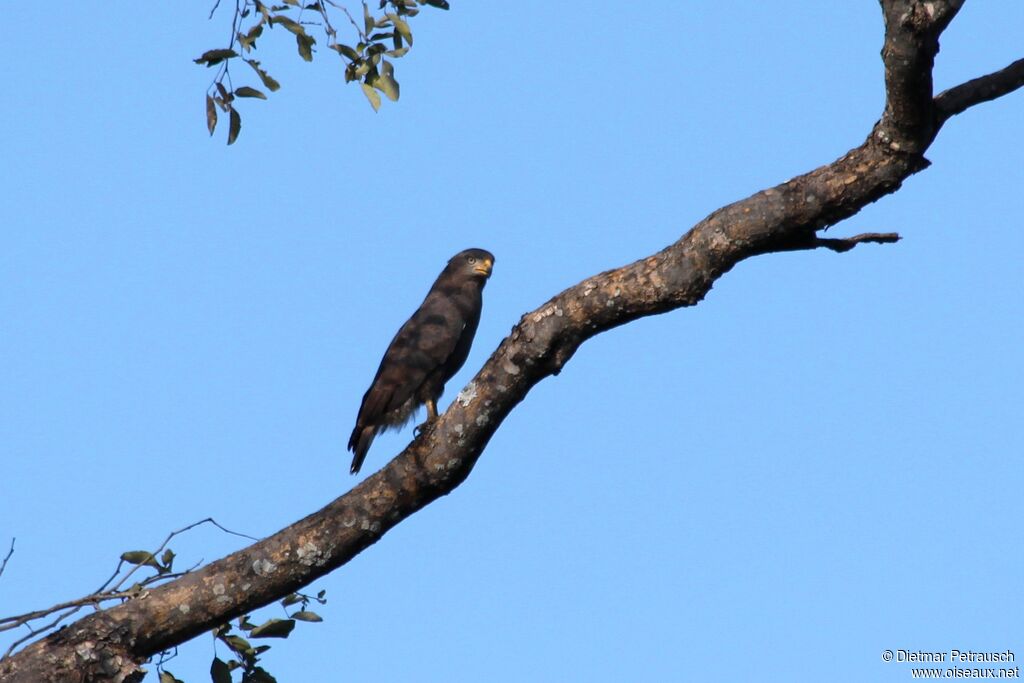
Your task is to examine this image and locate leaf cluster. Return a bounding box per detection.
[195,0,449,144]
[155,590,326,683]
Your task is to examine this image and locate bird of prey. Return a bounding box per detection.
[348,248,495,474]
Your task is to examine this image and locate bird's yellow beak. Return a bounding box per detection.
[474,258,493,276]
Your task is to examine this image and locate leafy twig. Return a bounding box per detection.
[0,519,258,659]
[197,0,450,142]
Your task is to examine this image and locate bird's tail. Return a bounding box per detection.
[348,425,376,474]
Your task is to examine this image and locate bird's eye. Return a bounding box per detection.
[467,257,476,264]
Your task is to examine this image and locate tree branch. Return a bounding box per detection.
[1,5,1018,682]
[777,232,902,254]
[0,539,13,579]
[936,57,1024,123]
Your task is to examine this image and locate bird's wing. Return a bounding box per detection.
[354,297,467,429]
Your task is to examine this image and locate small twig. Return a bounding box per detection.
[815,232,901,253]
[315,2,338,41]
[0,577,189,635]
[772,231,900,255]
[103,518,258,601]
[338,3,366,42]
[195,517,260,543]
[0,539,13,579]
[0,591,139,632]
[4,611,72,658]
[230,0,243,45]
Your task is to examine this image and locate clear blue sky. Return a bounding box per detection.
[2,3,1022,682]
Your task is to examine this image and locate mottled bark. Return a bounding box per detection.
[2,2,1021,681]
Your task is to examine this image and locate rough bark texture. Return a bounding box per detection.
[2,2,1021,681]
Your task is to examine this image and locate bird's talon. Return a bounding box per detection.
[414,418,436,437]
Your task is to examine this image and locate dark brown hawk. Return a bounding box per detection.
[348,248,495,474]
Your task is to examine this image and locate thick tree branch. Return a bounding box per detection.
[2,4,1020,682]
[874,0,961,152]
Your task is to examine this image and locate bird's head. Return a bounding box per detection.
[449,248,494,281]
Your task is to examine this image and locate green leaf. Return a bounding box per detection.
[244,59,281,92]
[193,49,238,67]
[296,33,315,61]
[421,0,449,8]
[270,15,306,35]
[159,671,184,683]
[376,74,399,101]
[363,3,374,35]
[206,95,217,136]
[211,657,232,683]
[376,60,399,101]
[120,551,160,569]
[216,82,231,102]
[234,86,267,99]
[385,47,409,58]
[250,618,295,639]
[238,23,264,51]
[387,14,413,45]
[160,549,175,568]
[333,43,361,61]
[280,593,303,607]
[291,610,323,622]
[361,82,381,111]
[227,108,241,145]
[223,634,252,653]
